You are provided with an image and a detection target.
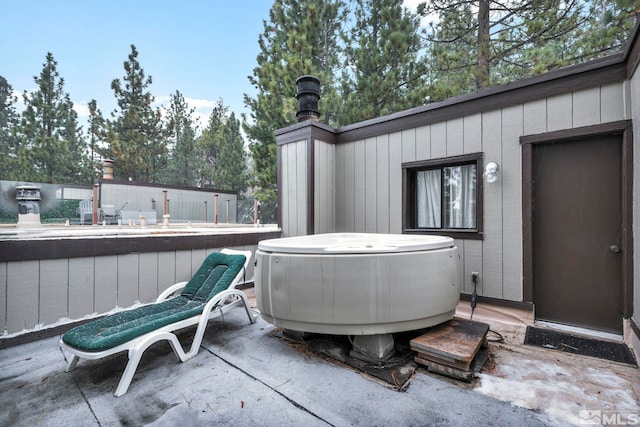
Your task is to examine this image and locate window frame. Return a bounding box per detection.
[402,153,484,240]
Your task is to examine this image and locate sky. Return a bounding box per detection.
[0,1,274,128]
[0,1,424,130]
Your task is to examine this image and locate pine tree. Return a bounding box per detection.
[87,99,105,166]
[212,111,247,194]
[244,0,346,215]
[340,0,429,123]
[0,76,19,179]
[101,45,166,182]
[164,90,199,186]
[418,0,633,101]
[198,101,247,194]
[16,53,93,184]
[579,0,640,61]
[198,100,227,187]
[421,3,479,100]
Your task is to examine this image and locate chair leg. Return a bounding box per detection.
[239,293,258,324]
[65,355,80,372]
[113,332,184,397]
[114,351,142,397]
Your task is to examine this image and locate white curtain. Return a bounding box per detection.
[417,169,441,228]
[443,165,476,229]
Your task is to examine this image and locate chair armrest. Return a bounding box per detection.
[156,281,188,302]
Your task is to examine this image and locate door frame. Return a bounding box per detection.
[521,120,633,321]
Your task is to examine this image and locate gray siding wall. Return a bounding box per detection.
[0,245,257,335]
[335,134,402,235]
[314,140,336,234]
[327,83,627,301]
[280,140,308,237]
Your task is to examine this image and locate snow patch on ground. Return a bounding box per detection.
[475,344,640,426]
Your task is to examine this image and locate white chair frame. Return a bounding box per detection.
[59,248,257,397]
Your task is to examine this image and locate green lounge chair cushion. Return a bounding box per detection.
[62,252,245,352]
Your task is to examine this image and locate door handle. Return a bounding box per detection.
[609,245,621,253]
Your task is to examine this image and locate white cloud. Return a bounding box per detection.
[403,0,439,28]
[185,97,222,128]
[73,102,90,117]
[185,97,219,110]
[403,0,424,10]
[153,95,171,106]
[12,89,93,120]
[12,89,26,112]
[152,95,222,130]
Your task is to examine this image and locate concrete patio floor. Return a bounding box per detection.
[457,302,640,426]
[0,291,638,426]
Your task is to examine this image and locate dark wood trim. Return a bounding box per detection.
[477,156,485,240]
[520,120,633,316]
[0,317,100,349]
[631,317,640,342]
[622,121,634,318]
[460,293,534,311]
[275,120,336,146]
[404,229,484,241]
[0,231,282,262]
[402,153,484,239]
[335,55,626,144]
[307,138,315,235]
[521,143,533,303]
[96,179,237,195]
[402,152,483,169]
[277,145,283,229]
[402,166,409,231]
[274,50,628,150]
[520,120,629,145]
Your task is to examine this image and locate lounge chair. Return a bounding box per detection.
[59,248,257,396]
[78,199,93,225]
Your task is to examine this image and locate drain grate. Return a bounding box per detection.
[524,326,636,365]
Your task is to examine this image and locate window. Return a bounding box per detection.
[403,153,483,239]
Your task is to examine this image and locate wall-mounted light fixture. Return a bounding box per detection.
[483,161,499,183]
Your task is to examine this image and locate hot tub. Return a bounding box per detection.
[255,233,461,335]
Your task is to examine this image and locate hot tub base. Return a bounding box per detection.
[260,311,456,336]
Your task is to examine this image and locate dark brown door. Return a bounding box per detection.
[532,135,623,333]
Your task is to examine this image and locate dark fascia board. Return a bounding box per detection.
[274,23,640,146]
[274,53,628,146]
[334,54,626,144]
[96,179,238,195]
[0,317,99,349]
[275,120,337,145]
[275,53,627,145]
[0,230,282,262]
[520,120,630,145]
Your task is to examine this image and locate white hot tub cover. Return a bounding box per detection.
[258,232,454,254]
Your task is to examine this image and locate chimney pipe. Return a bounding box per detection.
[295,75,321,122]
[102,159,114,180]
